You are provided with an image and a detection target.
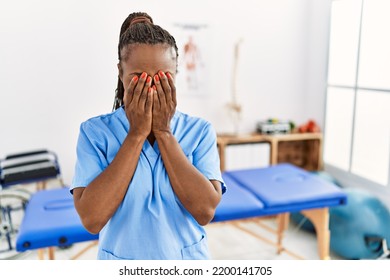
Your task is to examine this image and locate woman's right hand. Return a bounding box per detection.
[123,72,153,138]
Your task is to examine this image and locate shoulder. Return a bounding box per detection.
[79,107,126,132]
[173,110,216,141]
[174,110,212,129]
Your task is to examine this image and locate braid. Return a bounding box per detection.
[112,12,178,111]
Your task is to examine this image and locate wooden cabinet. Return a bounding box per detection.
[217,132,323,172]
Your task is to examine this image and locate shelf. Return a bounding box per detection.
[217,133,323,172]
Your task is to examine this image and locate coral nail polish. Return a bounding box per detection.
[132,76,138,82]
[141,72,147,79]
[154,75,159,82]
[146,76,152,83]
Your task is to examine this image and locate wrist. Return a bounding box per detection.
[127,130,148,142]
[154,129,172,139]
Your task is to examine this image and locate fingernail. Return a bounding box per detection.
[158,71,165,78]
[141,72,147,79]
[132,76,138,82]
[154,75,159,82]
[152,85,157,91]
[166,72,172,79]
[146,76,151,83]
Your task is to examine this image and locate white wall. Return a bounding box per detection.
[305,0,333,128]
[0,0,331,184]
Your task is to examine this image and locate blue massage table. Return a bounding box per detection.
[15,187,98,259]
[15,163,347,259]
[212,163,347,259]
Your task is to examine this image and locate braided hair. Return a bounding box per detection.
[112,12,179,111]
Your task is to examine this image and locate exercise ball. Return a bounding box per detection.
[330,189,390,259]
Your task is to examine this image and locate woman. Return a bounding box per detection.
[71,12,225,260]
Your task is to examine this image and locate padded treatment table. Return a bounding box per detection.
[213,163,347,259]
[15,164,346,260]
[16,187,98,259]
[213,174,266,221]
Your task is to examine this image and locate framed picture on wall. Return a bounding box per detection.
[170,22,212,97]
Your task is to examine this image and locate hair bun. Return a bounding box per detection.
[130,16,153,25]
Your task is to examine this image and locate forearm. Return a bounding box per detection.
[155,131,222,225]
[73,131,145,234]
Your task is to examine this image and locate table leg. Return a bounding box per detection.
[301,208,330,260]
[276,213,290,254]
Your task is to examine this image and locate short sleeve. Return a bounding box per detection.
[71,122,108,193]
[192,122,226,194]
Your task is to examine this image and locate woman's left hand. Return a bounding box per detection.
[152,71,177,135]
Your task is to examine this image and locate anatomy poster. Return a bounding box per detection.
[171,23,211,97]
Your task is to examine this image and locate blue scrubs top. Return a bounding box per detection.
[71,107,226,260]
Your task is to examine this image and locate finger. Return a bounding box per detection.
[145,87,153,113]
[153,73,163,94]
[166,72,176,106]
[153,87,160,111]
[124,75,139,105]
[158,71,172,104]
[152,85,160,108]
[133,72,147,104]
[153,73,166,106]
[139,75,152,107]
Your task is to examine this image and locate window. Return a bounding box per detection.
[324,0,390,187]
